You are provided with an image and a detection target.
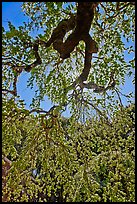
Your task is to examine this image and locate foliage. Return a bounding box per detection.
[2,2,135,202]
[2,98,135,202]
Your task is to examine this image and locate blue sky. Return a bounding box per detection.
[2,2,25,29]
[2,2,135,114]
[2,2,55,112]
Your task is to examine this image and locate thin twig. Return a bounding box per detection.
[83,99,112,126]
[2,89,16,96]
[3,56,28,65]
[106,2,131,20]
[114,88,123,108]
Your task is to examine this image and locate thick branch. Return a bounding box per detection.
[52,2,97,59]
[37,2,98,81]
[7,2,100,96]
[79,34,98,82]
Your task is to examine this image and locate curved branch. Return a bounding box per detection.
[8,2,99,96]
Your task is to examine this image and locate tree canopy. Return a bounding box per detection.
[2,2,135,202]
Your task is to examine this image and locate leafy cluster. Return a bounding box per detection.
[2,98,135,202]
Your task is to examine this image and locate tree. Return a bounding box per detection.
[2,98,135,202]
[2,2,135,202]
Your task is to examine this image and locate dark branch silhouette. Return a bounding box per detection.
[3,2,117,96]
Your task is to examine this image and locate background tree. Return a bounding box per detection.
[2,2,135,202]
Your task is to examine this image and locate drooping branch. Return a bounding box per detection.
[2,156,40,202]
[82,99,112,126]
